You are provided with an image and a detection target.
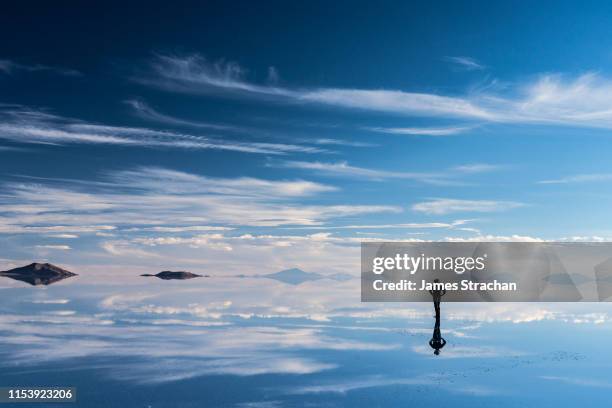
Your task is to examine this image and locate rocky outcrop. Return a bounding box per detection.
[0,263,77,286]
[141,271,203,280]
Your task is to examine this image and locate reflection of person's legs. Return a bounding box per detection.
[433,327,441,341]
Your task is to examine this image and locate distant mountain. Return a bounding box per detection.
[328,273,354,282]
[262,268,322,285]
[544,273,592,285]
[141,271,203,280]
[261,268,355,285]
[0,263,77,286]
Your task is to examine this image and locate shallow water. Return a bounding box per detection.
[0,272,610,407]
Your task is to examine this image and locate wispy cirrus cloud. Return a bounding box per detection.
[453,163,503,173]
[139,54,612,129]
[0,59,81,76]
[368,125,473,136]
[288,375,430,394]
[142,54,294,98]
[0,106,321,155]
[0,224,116,235]
[138,54,494,120]
[540,376,612,388]
[274,160,501,183]
[412,198,524,215]
[124,99,234,130]
[0,145,29,152]
[108,166,337,198]
[300,89,493,119]
[274,160,439,181]
[538,173,612,184]
[125,99,374,148]
[304,138,376,148]
[444,56,486,71]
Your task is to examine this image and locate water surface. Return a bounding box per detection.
[0,272,610,407]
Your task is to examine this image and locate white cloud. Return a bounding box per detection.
[45,310,77,316]
[443,234,543,242]
[286,220,470,231]
[47,234,79,239]
[128,230,406,254]
[131,226,234,232]
[35,245,71,250]
[412,198,524,215]
[0,167,398,234]
[441,234,612,243]
[133,234,233,251]
[30,299,70,304]
[100,241,160,258]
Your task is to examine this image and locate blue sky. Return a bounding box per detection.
[2,1,612,274]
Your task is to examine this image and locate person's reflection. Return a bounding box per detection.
[429,279,446,355]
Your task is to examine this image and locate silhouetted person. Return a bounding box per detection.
[429,279,446,355]
[429,278,446,319]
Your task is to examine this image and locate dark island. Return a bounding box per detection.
[0,263,78,286]
[141,271,203,280]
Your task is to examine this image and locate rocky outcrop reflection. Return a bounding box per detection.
[0,263,78,286]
